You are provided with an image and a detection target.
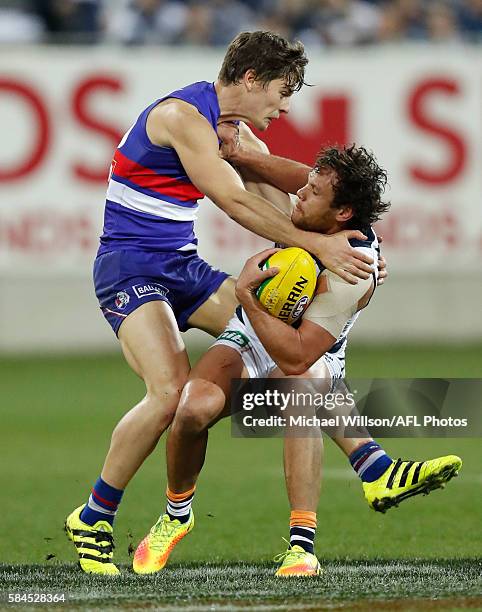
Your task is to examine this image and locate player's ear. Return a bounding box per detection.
[243,69,257,91]
[336,205,353,223]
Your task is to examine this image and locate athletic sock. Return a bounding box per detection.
[289,510,317,554]
[80,477,124,526]
[349,441,393,483]
[166,486,195,524]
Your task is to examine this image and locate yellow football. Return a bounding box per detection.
[256,247,318,325]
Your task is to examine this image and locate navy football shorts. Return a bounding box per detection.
[93,249,229,335]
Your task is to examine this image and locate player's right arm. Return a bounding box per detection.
[148,101,373,284]
[235,250,374,376]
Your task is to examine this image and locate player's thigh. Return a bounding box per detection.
[118,300,190,395]
[187,276,238,337]
[189,344,246,397]
[269,357,333,393]
[121,341,143,379]
[269,357,331,381]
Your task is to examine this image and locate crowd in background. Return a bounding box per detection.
[0,0,481,45]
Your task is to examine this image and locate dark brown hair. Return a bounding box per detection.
[315,146,391,230]
[218,31,308,95]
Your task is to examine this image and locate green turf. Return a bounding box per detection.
[0,345,481,606]
[1,560,481,609]
[339,344,482,378]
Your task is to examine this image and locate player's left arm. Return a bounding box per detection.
[236,251,374,376]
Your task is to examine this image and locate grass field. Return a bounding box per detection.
[1,561,481,610]
[1,344,481,609]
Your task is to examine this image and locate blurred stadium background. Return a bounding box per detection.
[0,0,481,353]
[0,0,481,596]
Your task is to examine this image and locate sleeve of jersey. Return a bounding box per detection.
[303,270,373,339]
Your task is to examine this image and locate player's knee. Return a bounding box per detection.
[146,377,186,423]
[174,379,225,433]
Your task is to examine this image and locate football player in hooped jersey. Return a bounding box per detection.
[65,31,380,575]
[132,139,462,577]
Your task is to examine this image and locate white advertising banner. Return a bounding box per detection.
[0,46,481,278]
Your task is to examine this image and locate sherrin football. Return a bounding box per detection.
[256,247,318,325]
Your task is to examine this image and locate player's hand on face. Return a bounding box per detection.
[314,230,374,285]
[218,121,240,160]
[218,121,267,163]
[235,248,280,300]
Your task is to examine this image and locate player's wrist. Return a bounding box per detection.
[293,229,327,260]
[235,281,252,302]
[236,288,254,306]
[237,284,263,314]
[229,144,255,167]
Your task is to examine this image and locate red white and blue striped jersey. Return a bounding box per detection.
[98,81,220,255]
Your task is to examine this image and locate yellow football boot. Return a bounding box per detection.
[64,505,120,575]
[133,512,194,574]
[274,545,322,577]
[363,455,462,513]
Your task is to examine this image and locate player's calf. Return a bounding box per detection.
[133,380,226,575]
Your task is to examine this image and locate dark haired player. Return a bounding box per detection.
[65,31,378,575]
[137,138,462,576]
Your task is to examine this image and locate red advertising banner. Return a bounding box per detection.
[0,47,480,275]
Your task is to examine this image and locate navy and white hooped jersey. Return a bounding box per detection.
[215,227,379,380]
[98,81,221,256]
[313,226,380,364]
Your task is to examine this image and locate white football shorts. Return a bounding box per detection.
[214,308,345,382]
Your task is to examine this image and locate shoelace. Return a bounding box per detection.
[273,537,307,564]
[149,516,179,552]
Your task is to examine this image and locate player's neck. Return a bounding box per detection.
[214,80,250,123]
[324,222,345,235]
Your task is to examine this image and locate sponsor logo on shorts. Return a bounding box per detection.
[115,291,130,310]
[218,329,250,348]
[292,295,310,320]
[132,283,169,299]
